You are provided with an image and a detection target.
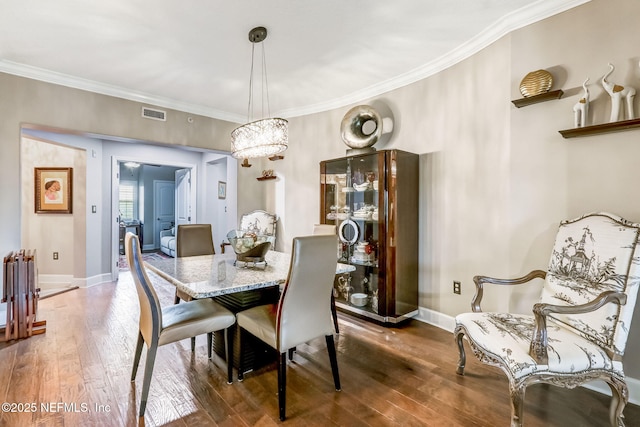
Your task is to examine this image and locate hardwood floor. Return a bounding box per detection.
[1,271,638,426]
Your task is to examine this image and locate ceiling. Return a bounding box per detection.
[0,0,587,123]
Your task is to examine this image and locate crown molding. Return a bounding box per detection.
[0,59,244,123]
[0,0,589,122]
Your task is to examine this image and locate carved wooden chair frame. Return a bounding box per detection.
[455,212,640,426]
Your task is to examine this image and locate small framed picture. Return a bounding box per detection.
[218,181,227,199]
[35,167,73,213]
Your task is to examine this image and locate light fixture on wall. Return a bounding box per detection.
[124,161,140,168]
[231,27,288,162]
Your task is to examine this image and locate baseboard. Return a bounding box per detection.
[39,273,112,289]
[415,306,640,405]
[38,274,73,288]
[415,306,456,332]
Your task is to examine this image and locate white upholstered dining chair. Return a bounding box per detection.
[125,232,236,417]
[312,224,340,333]
[235,234,341,421]
[454,212,640,426]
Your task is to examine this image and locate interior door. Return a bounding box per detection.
[175,168,192,226]
[154,180,175,249]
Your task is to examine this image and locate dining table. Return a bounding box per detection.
[145,250,355,372]
[145,250,355,300]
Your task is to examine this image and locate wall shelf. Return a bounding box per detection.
[559,118,640,138]
[511,89,564,108]
[256,176,276,181]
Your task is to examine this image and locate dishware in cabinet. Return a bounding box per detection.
[320,149,418,324]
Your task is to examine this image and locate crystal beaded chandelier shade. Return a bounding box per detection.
[231,27,288,160]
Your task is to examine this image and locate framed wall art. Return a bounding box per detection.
[218,181,227,199]
[35,167,73,213]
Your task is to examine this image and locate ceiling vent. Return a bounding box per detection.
[141,107,166,121]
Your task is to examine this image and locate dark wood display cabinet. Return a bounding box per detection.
[320,149,419,324]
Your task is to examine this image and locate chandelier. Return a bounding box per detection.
[231,27,288,160]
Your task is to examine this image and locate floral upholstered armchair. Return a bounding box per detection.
[220,209,277,253]
[455,212,640,427]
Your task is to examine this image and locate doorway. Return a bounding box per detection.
[111,158,198,281]
[18,125,236,286]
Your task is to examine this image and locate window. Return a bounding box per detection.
[119,181,137,221]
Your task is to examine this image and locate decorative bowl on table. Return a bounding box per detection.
[226,230,275,266]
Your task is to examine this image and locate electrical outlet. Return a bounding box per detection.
[453,280,461,295]
[53,252,59,260]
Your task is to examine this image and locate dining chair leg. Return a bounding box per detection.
[331,293,339,334]
[325,334,341,391]
[131,332,144,381]
[277,352,287,421]
[237,328,244,381]
[139,343,159,417]
[225,327,233,384]
[174,293,180,304]
[191,337,196,352]
[207,332,213,359]
[288,348,295,360]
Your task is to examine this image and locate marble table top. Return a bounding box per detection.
[145,250,355,299]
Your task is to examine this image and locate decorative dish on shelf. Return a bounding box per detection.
[257,169,276,181]
[519,69,553,97]
[353,182,371,191]
[350,293,368,307]
[352,204,376,220]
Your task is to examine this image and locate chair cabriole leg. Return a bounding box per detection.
[455,329,466,375]
[509,384,525,427]
[607,379,628,427]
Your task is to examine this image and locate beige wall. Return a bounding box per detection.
[275,0,640,382]
[0,73,238,258]
[1,0,639,389]
[20,137,86,280]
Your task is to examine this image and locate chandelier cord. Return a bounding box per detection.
[261,44,271,119]
[246,42,255,122]
[246,41,272,122]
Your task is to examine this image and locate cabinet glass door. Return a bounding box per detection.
[321,153,383,316]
